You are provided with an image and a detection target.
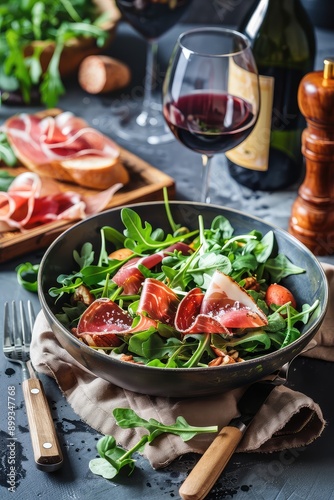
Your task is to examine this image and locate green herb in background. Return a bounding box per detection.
[0,0,109,108]
[0,132,17,167]
[0,170,16,191]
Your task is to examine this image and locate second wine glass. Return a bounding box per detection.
[113,0,193,145]
[163,27,260,203]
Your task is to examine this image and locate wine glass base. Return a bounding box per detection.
[104,98,174,145]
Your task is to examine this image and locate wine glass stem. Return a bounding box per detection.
[201,154,213,204]
[136,40,160,127]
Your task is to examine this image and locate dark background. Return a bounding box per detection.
[182,0,255,26]
[184,0,334,30]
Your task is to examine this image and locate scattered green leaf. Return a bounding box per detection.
[16,262,39,292]
[89,408,218,480]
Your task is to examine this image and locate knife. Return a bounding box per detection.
[179,364,289,500]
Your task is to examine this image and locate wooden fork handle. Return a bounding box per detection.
[179,426,243,500]
[22,378,63,471]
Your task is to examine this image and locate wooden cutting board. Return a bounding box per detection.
[0,144,175,263]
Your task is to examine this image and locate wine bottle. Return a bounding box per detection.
[226,0,316,191]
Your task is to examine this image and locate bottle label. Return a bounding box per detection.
[226,72,274,171]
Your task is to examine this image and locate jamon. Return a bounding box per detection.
[112,242,192,295]
[0,171,122,232]
[76,270,268,348]
[175,271,268,335]
[74,297,157,347]
[3,112,129,190]
[137,279,180,325]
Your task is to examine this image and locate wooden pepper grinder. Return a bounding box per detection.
[289,58,334,255]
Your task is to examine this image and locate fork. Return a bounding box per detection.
[3,300,63,471]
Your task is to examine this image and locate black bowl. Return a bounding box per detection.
[38,201,328,397]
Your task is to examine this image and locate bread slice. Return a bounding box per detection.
[56,155,129,189]
[5,111,130,191]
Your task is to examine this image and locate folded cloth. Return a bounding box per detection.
[30,263,333,469]
[302,263,334,361]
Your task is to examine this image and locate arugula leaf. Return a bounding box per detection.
[183,333,213,368]
[128,328,166,359]
[211,215,234,239]
[89,409,218,480]
[122,208,169,252]
[4,29,32,102]
[121,207,198,254]
[49,275,83,299]
[16,262,39,292]
[254,231,274,263]
[0,170,16,190]
[0,135,17,167]
[55,301,87,329]
[80,259,129,286]
[39,38,65,108]
[113,408,217,442]
[190,252,232,287]
[232,253,258,272]
[264,254,305,282]
[102,225,126,249]
[89,434,141,479]
[167,245,201,290]
[73,242,95,269]
[264,311,287,332]
[213,330,272,356]
[89,457,121,480]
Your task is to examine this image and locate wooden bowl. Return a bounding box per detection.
[24,0,121,78]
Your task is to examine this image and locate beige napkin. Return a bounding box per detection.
[302,263,334,361]
[30,263,334,469]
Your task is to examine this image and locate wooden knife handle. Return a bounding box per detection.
[179,426,243,500]
[22,378,63,471]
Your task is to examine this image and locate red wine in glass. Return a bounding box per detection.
[164,92,255,156]
[163,27,260,202]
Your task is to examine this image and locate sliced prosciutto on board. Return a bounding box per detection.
[74,297,157,347]
[3,112,129,190]
[175,270,268,335]
[0,172,122,232]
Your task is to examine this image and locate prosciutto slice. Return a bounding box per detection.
[3,112,129,190]
[137,278,180,325]
[175,270,268,335]
[0,172,122,232]
[74,271,268,348]
[112,242,192,295]
[5,112,119,164]
[175,288,230,334]
[74,297,157,347]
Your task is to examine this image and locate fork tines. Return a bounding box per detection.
[4,301,35,356]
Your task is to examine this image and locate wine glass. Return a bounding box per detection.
[163,27,260,203]
[111,0,193,145]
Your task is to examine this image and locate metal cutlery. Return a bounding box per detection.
[3,301,63,471]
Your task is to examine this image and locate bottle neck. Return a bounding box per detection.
[243,0,302,39]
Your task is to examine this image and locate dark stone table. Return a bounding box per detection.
[1,16,333,500]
